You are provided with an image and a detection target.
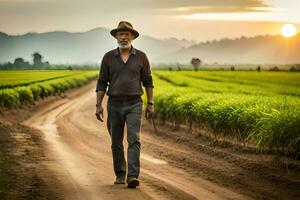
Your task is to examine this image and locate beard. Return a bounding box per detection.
[118,40,131,49]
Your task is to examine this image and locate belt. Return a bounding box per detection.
[108,95,142,106]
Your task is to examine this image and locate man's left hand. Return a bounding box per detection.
[145,104,154,119]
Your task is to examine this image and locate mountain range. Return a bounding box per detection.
[0,28,299,65]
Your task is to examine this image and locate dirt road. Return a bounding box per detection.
[21,81,300,200]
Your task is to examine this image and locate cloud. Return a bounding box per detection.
[0,0,270,14]
[0,0,279,36]
[151,0,271,14]
[151,0,268,7]
[156,6,272,15]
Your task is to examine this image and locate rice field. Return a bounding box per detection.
[1,69,300,156]
[152,71,300,156]
[0,70,98,108]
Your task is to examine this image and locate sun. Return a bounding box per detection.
[281,24,297,38]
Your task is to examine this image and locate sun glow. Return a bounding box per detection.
[281,24,297,38]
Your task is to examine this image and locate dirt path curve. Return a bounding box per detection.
[22,81,250,200]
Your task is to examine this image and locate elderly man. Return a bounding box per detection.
[95,21,154,188]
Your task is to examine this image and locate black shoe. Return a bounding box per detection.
[114,176,126,184]
[127,178,139,188]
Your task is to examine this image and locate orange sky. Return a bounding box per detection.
[0,0,299,41]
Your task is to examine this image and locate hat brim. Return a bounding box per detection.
[110,28,139,39]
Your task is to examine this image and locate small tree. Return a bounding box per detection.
[191,58,201,71]
[290,66,300,72]
[67,66,73,70]
[290,66,296,72]
[32,52,43,67]
[270,66,279,71]
[14,57,25,66]
[13,57,30,69]
[256,66,261,72]
[230,66,235,71]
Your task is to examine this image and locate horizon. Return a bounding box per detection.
[1,26,299,44]
[0,0,299,42]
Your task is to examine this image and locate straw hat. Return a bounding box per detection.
[110,21,139,39]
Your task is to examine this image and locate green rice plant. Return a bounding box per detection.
[14,86,34,103]
[0,89,20,107]
[29,84,43,100]
[154,71,300,97]
[151,71,300,156]
[0,70,72,88]
[0,70,98,107]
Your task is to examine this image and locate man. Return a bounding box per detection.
[95,21,154,188]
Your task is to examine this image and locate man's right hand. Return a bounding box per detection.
[95,105,104,122]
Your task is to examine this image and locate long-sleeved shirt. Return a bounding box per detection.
[96,46,154,105]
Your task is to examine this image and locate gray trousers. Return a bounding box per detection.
[106,101,142,179]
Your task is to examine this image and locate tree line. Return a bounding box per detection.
[0,52,51,70]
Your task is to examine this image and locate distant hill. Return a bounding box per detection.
[0,28,190,64]
[0,28,299,65]
[157,34,300,64]
[163,37,197,48]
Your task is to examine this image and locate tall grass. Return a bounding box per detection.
[0,70,98,108]
[152,71,300,156]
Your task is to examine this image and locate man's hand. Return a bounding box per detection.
[145,104,154,119]
[96,105,104,122]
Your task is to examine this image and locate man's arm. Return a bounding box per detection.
[145,87,153,104]
[96,91,105,106]
[141,54,154,118]
[95,54,109,122]
[145,87,154,119]
[95,91,105,122]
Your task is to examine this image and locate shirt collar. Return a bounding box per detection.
[114,46,136,56]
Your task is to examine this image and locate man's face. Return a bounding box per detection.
[116,31,134,49]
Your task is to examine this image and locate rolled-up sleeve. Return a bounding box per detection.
[141,54,154,88]
[96,54,109,92]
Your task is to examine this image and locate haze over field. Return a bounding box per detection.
[1,29,300,64]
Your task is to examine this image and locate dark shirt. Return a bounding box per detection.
[96,46,154,106]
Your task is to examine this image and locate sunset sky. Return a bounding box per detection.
[0,0,299,42]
